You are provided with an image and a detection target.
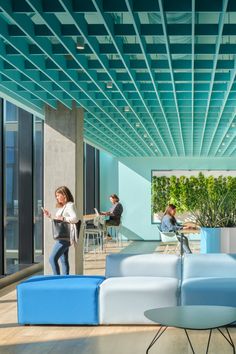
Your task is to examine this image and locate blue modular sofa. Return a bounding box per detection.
[17,253,236,325]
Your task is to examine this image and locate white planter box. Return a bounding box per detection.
[220,228,236,253]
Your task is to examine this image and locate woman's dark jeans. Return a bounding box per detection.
[49,240,71,275]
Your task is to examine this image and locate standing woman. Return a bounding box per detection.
[43,186,78,275]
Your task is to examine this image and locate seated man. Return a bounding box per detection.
[101,194,123,238]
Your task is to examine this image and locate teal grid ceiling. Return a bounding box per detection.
[1,0,236,157]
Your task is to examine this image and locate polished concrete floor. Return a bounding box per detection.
[1,240,232,354]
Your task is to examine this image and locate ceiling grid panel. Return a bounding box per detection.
[198,0,229,156]
[124,0,178,156]
[0,39,72,109]
[84,119,134,156]
[0,0,141,156]
[26,0,151,156]
[91,0,171,156]
[56,0,156,156]
[208,56,236,156]
[158,0,186,156]
[191,0,195,156]
[0,0,235,157]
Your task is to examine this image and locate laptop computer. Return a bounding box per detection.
[94,208,99,215]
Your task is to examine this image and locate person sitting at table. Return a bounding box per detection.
[100,194,123,239]
[161,204,194,254]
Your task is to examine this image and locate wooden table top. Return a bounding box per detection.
[83,214,96,221]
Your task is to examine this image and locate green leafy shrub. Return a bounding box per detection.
[151,173,236,227]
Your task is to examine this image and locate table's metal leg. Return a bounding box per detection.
[180,232,184,257]
[180,232,184,299]
[205,329,212,354]
[146,326,168,354]
[184,329,195,354]
[217,327,235,353]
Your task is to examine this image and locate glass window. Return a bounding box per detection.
[34,117,43,262]
[4,101,19,274]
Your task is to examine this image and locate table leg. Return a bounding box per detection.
[205,329,212,354]
[146,326,168,354]
[184,329,195,354]
[217,327,235,353]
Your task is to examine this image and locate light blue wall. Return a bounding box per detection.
[100,155,236,240]
[100,151,119,212]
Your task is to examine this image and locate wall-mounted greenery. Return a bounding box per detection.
[152,173,236,227]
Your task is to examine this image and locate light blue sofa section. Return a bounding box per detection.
[17,275,105,325]
[99,254,181,324]
[181,254,236,306]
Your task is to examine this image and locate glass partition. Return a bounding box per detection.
[34,117,43,262]
[4,102,19,273]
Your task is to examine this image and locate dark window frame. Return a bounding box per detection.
[18,108,34,264]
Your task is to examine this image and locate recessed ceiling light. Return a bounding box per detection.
[150,143,154,146]
[218,149,221,152]
[106,81,113,89]
[232,123,236,128]
[124,106,130,112]
[144,133,147,138]
[226,134,230,138]
[222,142,225,146]
[135,122,140,128]
[76,37,85,50]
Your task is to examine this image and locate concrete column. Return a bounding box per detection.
[44,102,84,274]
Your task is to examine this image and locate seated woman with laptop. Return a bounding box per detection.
[161,204,198,254]
[100,194,123,240]
[100,194,123,226]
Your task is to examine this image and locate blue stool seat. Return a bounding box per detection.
[17,275,105,325]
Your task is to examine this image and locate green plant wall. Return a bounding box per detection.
[152,172,236,227]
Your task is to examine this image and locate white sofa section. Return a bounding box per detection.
[99,253,181,324]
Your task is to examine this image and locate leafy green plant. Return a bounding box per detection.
[152,173,236,227]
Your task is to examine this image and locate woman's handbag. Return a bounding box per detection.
[52,219,71,240]
[52,205,81,241]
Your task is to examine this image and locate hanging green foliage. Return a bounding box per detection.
[151,173,236,227]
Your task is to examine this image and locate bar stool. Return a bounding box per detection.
[84,216,104,255]
[110,223,122,246]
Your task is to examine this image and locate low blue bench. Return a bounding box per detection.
[17,275,105,325]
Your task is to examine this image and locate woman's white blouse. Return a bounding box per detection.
[55,202,78,223]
